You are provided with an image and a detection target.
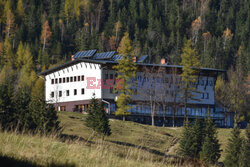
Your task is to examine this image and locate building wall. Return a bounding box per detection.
[102,70,215,105]
[45,62,102,107]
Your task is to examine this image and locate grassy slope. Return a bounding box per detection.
[0,111,245,166]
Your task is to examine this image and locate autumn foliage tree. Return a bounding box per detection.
[41,20,52,52]
[181,40,201,120]
[113,32,137,121]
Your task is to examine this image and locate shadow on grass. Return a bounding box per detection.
[0,154,75,167]
[59,133,95,144]
[109,140,166,156]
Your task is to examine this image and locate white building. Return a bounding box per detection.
[39,50,233,127]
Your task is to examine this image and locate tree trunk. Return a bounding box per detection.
[152,114,154,126]
[123,115,125,121]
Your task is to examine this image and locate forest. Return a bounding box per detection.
[0,0,249,72]
[0,0,249,125]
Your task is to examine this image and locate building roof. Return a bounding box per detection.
[38,50,226,76]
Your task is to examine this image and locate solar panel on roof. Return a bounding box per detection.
[137,55,148,63]
[74,50,97,59]
[112,55,123,61]
[93,51,115,60]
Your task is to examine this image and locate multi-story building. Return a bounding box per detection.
[39,50,234,127]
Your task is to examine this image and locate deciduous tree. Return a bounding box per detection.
[181,40,201,120]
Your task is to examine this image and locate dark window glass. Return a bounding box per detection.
[51,79,54,84]
[55,79,58,84]
[59,91,62,97]
[201,93,204,99]
[74,76,77,82]
[67,77,69,82]
[51,92,54,98]
[59,78,62,83]
[63,78,66,83]
[74,89,77,95]
[70,77,73,82]
[110,74,113,79]
[105,74,108,79]
[66,90,69,96]
[81,75,84,81]
[206,93,209,99]
[78,76,81,81]
[81,88,85,94]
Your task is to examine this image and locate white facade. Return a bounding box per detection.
[45,62,102,103]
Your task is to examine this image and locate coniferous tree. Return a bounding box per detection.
[200,116,221,164]
[85,94,111,138]
[224,128,243,167]
[113,32,137,121]
[239,124,250,167]
[178,121,195,158]
[192,118,205,158]
[180,40,201,120]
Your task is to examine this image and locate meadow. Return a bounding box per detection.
[0,111,244,166]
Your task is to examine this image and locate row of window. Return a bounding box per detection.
[51,88,85,97]
[51,75,85,84]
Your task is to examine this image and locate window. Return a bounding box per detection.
[78,76,81,81]
[110,87,113,94]
[201,93,204,99]
[55,79,58,84]
[206,93,209,99]
[51,92,54,98]
[81,88,85,95]
[59,78,62,83]
[51,79,54,84]
[201,80,204,86]
[59,91,62,97]
[74,76,77,82]
[110,74,113,79]
[70,77,73,82]
[81,75,84,81]
[63,78,66,83]
[74,89,77,95]
[105,74,108,80]
[67,77,69,83]
[66,90,70,96]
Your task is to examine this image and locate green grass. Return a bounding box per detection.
[0,111,246,166]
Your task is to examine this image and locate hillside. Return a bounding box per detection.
[0,111,245,166]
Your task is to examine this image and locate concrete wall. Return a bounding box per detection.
[45,62,102,104]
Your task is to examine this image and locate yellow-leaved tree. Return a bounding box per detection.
[181,40,201,120]
[113,32,137,121]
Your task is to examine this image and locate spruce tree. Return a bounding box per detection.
[200,117,221,164]
[224,128,242,167]
[192,118,205,158]
[178,120,195,158]
[239,124,250,167]
[85,94,111,138]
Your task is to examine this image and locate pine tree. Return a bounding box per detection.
[28,97,61,134]
[17,0,25,18]
[200,116,221,164]
[239,124,250,167]
[224,128,242,167]
[113,32,137,121]
[180,40,201,120]
[192,118,205,158]
[178,121,195,158]
[85,94,111,138]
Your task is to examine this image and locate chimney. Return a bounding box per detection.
[161,58,166,64]
[71,55,75,61]
[133,56,137,62]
